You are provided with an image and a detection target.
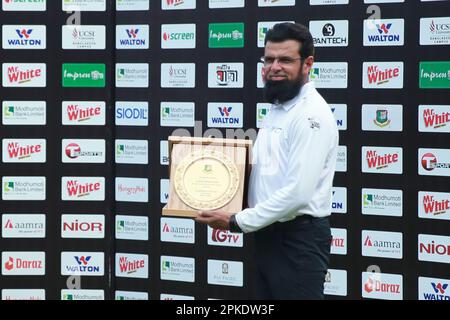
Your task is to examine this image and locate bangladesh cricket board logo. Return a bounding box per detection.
[374,109,391,127]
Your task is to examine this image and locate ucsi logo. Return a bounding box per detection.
[119,257,145,274]
[211,229,240,244]
[4,257,42,270]
[366,150,399,169]
[364,276,401,294]
[7,141,42,160]
[422,194,450,215]
[422,108,450,129]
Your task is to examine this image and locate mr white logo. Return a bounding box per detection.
[61,177,105,201]
[331,228,347,255]
[2,252,45,276]
[160,102,195,127]
[419,191,450,220]
[62,101,105,125]
[115,139,148,164]
[362,146,403,174]
[331,187,347,214]
[115,177,148,202]
[418,277,450,300]
[362,272,403,300]
[62,0,106,11]
[419,105,450,133]
[324,269,347,297]
[62,139,105,163]
[207,103,243,128]
[362,104,403,131]
[116,63,149,88]
[162,0,196,9]
[418,148,450,177]
[310,20,349,47]
[2,176,46,201]
[208,63,243,88]
[160,63,196,88]
[207,259,243,287]
[309,62,348,88]
[2,63,46,87]
[363,19,404,46]
[62,25,106,50]
[61,252,104,276]
[116,215,148,241]
[418,234,450,264]
[362,188,403,217]
[207,227,243,247]
[362,230,403,259]
[2,0,46,11]
[2,101,46,125]
[115,253,148,279]
[2,139,46,163]
[161,256,195,282]
[363,62,404,89]
[116,25,149,49]
[161,217,195,244]
[115,101,148,126]
[161,24,196,49]
[2,214,46,238]
[61,215,104,239]
[2,25,46,49]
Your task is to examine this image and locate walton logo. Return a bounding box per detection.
[119,257,145,274]
[75,256,91,266]
[367,65,400,85]
[66,180,101,197]
[367,23,400,43]
[423,195,450,215]
[7,66,42,84]
[7,142,42,160]
[422,108,450,129]
[121,29,145,46]
[67,256,99,273]
[432,283,448,295]
[364,276,400,294]
[212,229,240,243]
[9,29,42,46]
[66,104,101,122]
[219,107,232,117]
[366,150,399,169]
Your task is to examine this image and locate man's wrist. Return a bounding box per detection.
[229,214,242,233]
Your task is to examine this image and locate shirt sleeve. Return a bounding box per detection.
[235,113,335,233]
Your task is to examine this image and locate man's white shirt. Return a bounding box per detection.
[236,81,338,233]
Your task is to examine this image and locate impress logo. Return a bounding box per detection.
[2,25,46,49]
[362,230,403,259]
[2,214,46,238]
[362,272,403,300]
[115,253,148,278]
[363,62,403,89]
[207,259,243,287]
[162,0,196,9]
[161,24,196,49]
[2,251,45,275]
[419,148,450,177]
[419,191,450,220]
[363,19,404,46]
[62,63,105,88]
[62,101,105,125]
[2,139,46,163]
[419,105,450,133]
[160,217,195,244]
[61,214,104,239]
[418,234,450,264]
[61,177,105,201]
[207,103,243,128]
[2,63,46,87]
[208,63,243,88]
[61,252,104,276]
[419,61,450,89]
[62,0,106,11]
[418,277,450,300]
[2,0,46,11]
[207,227,243,247]
[362,146,403,174]
[208,23,244,48]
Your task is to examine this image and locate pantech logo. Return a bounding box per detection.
[363,19,404,46]
[362,147,402,174]
[61,177,105,201]
[2,25,46,49]
[419,277,450,300]
[418,234,450,264]
[2,101,46,125]
[160,102,195,127]
[362,104,403,132]
[2,0,46,11]
[61,252,104,276]
[161,217,195,244]
[62,25,106,50]
[330,228,347,255]
[207,259,243,287]
[62,0,106,11]
[207,227,243,247]
[309,62,348,88]
[2,63,46,87]
[419,192,450,220]
[207,103,243,128]
[208,23,244,48]
[362,230,403,259]
[2,214,45,238]
[208,63,243,88]
[161,63,196,88]
[419,61,450,89]
[62,64,105,88]
[116,25,149,49]
[2,252,45,275]
[62,139,105,163]
[419,149,450,176]
[209,0,244,8]
[363,62,403,89]
[2,139,46,163]
[115,177,148,202]
[2,176,46,201]
[420,17,450,46]
[419,105,450,133]
[331,187,347,214]
[161,24,196,49]
[115,63,149,88]
[115,215,148,241]
[310,20,349,47]
[115,101,148,126]
[61,215,104,238]
[162,0,196,9]
[362,272,403,300]
[116,253,148,279]
[116,0,149,11]
[258,0,295,6]
[362,188,402,217]
[62,101,105,125]
[115,139,148,164]
[160,256,195,282]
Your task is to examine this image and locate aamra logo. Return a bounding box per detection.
[374,109,390,127]
[419,62,450,89]
[62,64,105,88]
[209,23,244,48]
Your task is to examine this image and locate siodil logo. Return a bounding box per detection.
[62,63,105,88]
[419,61,450,89]
[208,23,244,48]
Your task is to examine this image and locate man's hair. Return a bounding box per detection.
[264,23,315,59]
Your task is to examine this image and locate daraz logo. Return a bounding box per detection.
[209,23,244,48]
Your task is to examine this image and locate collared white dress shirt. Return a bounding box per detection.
[235,81,339,233]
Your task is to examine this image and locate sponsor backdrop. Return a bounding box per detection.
[0,0,449,300]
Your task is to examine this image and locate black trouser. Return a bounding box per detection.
[254,215,331,300]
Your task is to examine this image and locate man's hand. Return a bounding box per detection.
[195,210,234,230]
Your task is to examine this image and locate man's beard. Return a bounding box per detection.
[263,70,305,105]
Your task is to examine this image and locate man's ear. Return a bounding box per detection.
[303,56,314,74]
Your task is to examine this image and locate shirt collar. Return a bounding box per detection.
[274,81,315,111]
